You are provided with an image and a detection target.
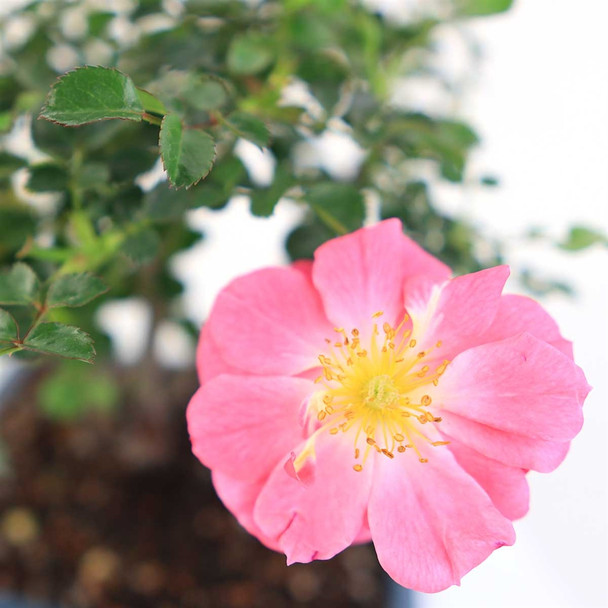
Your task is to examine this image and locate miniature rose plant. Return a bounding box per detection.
[186,219,590,593]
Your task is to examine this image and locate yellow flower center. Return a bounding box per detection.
[304,311,451,472]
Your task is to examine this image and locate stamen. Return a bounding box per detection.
[310,318,447,466]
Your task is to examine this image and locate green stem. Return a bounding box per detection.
[143,112,163,126]
[0,344,21,357]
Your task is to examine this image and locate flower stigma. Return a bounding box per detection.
[304,311,451,472]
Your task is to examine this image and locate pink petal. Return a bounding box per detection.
[439,412,571,472]
[196,322,243,384]
[207,266,333,376]
[368,447,515,593]
[186,375,314,482]
[291,259,313,280]
[436,333,589,443]
[312,219,450,332]
[480,294,573,358]
[212,471,281,551]
[406,266,510,362]
[254,432,374,564]
[446,439,530,520]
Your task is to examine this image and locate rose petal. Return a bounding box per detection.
[436,333,588,442]
[406,266,510,362]
[446,439,530,520]
[212,470,281,551]
[196,322,243,384]
[254,431,374,564]
[479,294,573,358]
[368,446,515,593]
[187,375,314,482]
[313,218,450,333]
[206,266,333,376]
[439,412,571,472]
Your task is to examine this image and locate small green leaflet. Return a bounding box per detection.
[0,308,18,341]
[40,66,145,126]
[160,114,216,189]
[226,112,270,149]
[46,273,109,308]
[456,0,513,16]
[0,263,39,306]
[23,323,95,362]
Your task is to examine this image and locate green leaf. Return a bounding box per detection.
[456,0,514,16]
[26,163,69,192]
[559,226,608,251]
[0,263,39,306]
[250,167,293,217]
[23,322,95,362]
[0,308,18,341]
[0,151,27,180]
[136,87,167,116]
[286,217,335,261]
[0,208,36,254]
[0,111,13,133]
[305,183,365,234]
[183,76,228,111]
[38,362,119,421]
[46,273,108,308]
[122,228,161,265]
[160,114,216,188]
[225,111,270,148]
[40,66,145,126]
[227,33,276,75]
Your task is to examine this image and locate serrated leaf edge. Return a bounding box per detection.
[39,65,145,127]
[22,322,96,363]
[159,114,217,190]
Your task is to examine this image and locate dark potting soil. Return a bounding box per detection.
[0,367,386,608]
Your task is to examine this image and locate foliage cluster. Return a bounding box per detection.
[3,0,600,416]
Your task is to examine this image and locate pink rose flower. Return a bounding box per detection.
[187,219,590,592]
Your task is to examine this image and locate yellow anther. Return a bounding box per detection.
[435,340,442,347]
[313,313,448,469]
[419,458,428,463]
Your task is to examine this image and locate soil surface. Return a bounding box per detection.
[0,366,386,608]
